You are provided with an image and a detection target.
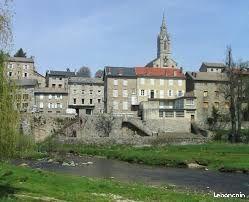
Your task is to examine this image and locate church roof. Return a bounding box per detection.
[135,67,185,78]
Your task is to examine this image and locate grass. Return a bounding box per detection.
[45,143,249,172]
[0,163,246,202]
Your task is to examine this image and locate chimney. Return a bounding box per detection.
[180,67,183,73]
[108,68,111,75]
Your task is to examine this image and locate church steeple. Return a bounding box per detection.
[157,12,171,67]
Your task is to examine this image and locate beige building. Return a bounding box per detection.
[34,88,68,114]
[139,93,196,121]
[104,66,138,116]
[135,67,186,103]
[68,77,104,115]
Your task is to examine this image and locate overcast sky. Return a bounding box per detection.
[12,0,249,75]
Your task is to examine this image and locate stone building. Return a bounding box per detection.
[146,13,177,68]
[34,88,68,114]
[45,70,76,89]
[6,56,45,87]
[15,79,37,113]
[186,68,229,127]
[68,77,104,115]
[199,62,226,73]
[104,66,138,116]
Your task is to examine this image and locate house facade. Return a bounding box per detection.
[68,77,104,115]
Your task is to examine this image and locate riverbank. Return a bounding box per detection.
[41,142,249,173]
[0,163,246,202]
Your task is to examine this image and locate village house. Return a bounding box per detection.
[185,64,229,127]
[103,66,137,116]
[68,77,104,115]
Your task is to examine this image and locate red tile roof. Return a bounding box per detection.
[135,67,185,78]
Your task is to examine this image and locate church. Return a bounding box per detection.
[146,13,178,68]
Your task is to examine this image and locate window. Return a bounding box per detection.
[60,95,63,99]
[203,102,209,108]
[168,90,173,97]
[60,103,63,109]
[52,84,56,88]
[98,90,101,94]
[40,94,44,100]
[59,77,62,80]
[8,64,13,69]
[113,79,118,86]
[54,103,57,109]
[24,72,28,77]
[160,79,164,85]
[48,94,52,100]
[225,102,229,109]
[98,99,101,103]
[82,99,84,104]
[23,94,29,100]
[48,103,51,109]
[132,88,136,95]
[39,102,43,109]
[90,90,93,95]
[150,79,154,85]
[203,91,208,97]
[73,98,76,104]
[86,109,92,115]
[186,99,194,105]
[176,111,185,117]
[22,103,28,108]
[178,80,183,86]
[113,89,118,97]
[165,111,174,117]
[211,68,213,71]
[123,101,128,110]
[90,99,93,104]
[123,89,127,97]
[168,79,173,86]
[159,111,163,117]
[73,89,77,93]
[178,90,183,97]
[214,102,219,109]
[82,90,85,94]
[140,89,145,96]
[160,90,164,98]
[123,79,128,86]
[215,91,219,97]
[113,101,118,110]
[51,103,55,109]
[23,64,28,70]
[58,84,62,88]
[55,95,58,99]
[16,94,21,101]
[140,78,145,84]
[8,72,12,77]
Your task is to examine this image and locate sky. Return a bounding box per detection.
[11,0,249,75]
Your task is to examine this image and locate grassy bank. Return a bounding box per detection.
[44,143,249,172]
[0,163,245,202]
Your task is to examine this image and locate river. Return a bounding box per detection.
[15,155,249,195]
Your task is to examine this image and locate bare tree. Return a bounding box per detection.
[95,113,115,137]
[78,66,91,77]
[222,47,249,142]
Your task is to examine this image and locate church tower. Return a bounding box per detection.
[157,13,171,67]
[146,13,177,68]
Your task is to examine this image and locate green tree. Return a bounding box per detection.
[14,48,26,57]
[0,52,19,160]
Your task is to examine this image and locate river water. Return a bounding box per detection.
[15,155,249,195]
